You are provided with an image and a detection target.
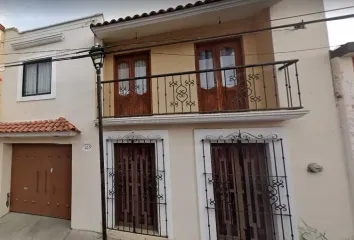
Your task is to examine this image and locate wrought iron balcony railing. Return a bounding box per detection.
[101,59,302,118]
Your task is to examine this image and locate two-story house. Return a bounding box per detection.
[0,14,104,233]
[90,0,354,239]
[0,0,353,240]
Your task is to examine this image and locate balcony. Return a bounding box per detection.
[101,59,308,126]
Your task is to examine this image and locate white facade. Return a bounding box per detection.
[0,14,104,232]
[0,0,352,240]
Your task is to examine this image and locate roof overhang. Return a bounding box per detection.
[330,42,354,58]
[0,131,78,138]
[92,0,279,43]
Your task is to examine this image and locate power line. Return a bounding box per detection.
[101,5,354,51]
[3,12,354,68]
[99,13,354,57]
[0,47,91,56]
[0,5,352,57]
[270,5,354,22]
[151,45,340,57]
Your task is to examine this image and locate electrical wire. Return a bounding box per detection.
[151,45,340,57]
[101,5,354,50]
[0,5,353,56]
[2,12,354,68]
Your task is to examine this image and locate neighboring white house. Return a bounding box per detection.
[0,14,104,232]
[0,0,353,240]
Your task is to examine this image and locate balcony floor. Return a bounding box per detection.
[98,108,309,126]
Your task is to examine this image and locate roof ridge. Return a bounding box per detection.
[91,0,223,28]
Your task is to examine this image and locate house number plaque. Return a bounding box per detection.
[82,144,92,152]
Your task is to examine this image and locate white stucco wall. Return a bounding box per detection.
[331,55,354,230]
[271,0,354,238]
[0,14,104,232]
[0,1,352,239]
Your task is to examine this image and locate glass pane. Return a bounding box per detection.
[118,62,129,95]
[220,47,237,88]
[37,62,51,94]
[199,50,215,89]
[134,60,147,95]
[23,63,37,96]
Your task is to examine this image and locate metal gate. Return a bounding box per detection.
[202,132,293,240]
[105,136,168,237]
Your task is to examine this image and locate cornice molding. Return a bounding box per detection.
[96,109,309,126]
[11,33,64,50]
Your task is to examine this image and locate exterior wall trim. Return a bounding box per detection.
[16,54,57,102]
[98,109,309,126]
[194,127,298,240]
[103,130,174,239]
[0,132,78,138]
[11,34,65,50]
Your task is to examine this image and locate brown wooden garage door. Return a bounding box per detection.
[10,144,72,220]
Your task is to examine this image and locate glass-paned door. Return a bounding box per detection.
[196,38,248,112]
[115,53,151,116]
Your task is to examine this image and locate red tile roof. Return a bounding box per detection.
[0,117,80,133]
[91,0,222,28]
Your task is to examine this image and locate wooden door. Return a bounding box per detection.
[196,38,248,112]
[210,143,273,240]
[115,53,151,116]
[10,144,72,220]
[114,143,158,231]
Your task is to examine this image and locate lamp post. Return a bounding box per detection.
[89,44,107,240]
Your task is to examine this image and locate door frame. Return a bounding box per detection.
[103,130,173,239]
[194,127,297,240]
[113,51,152,116]
[194,37,248,112]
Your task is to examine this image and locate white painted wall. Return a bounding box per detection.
[0,14,104,232]
[271,0,354,238]
[331,55,354,231]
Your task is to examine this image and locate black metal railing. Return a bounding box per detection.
[201,131,294,240]
[105,136,168,238]
[101,59,302,118]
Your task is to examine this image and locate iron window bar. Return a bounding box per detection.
[201,131,294,240]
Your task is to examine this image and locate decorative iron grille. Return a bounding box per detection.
[105,134,168,237]
[201,131,294,240]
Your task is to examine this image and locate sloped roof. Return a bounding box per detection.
[0,117,80,133]
[90,0,223,28]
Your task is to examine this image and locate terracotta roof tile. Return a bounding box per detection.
[90,0,223,28]
[0,117,80,134]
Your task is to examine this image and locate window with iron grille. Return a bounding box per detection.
[197,130,294,240]
[105,133,168,238]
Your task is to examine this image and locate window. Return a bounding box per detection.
[22,59,52,97]
[105,131,170,238]
[195,129,294,240]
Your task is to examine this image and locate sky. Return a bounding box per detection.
[0,0,353,46]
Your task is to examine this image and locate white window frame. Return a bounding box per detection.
[194,127,297,240]
[17,55,56,102]
[103,130,174,239]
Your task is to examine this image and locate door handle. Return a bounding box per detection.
[36,171,39,193]
[45,171,47,193]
